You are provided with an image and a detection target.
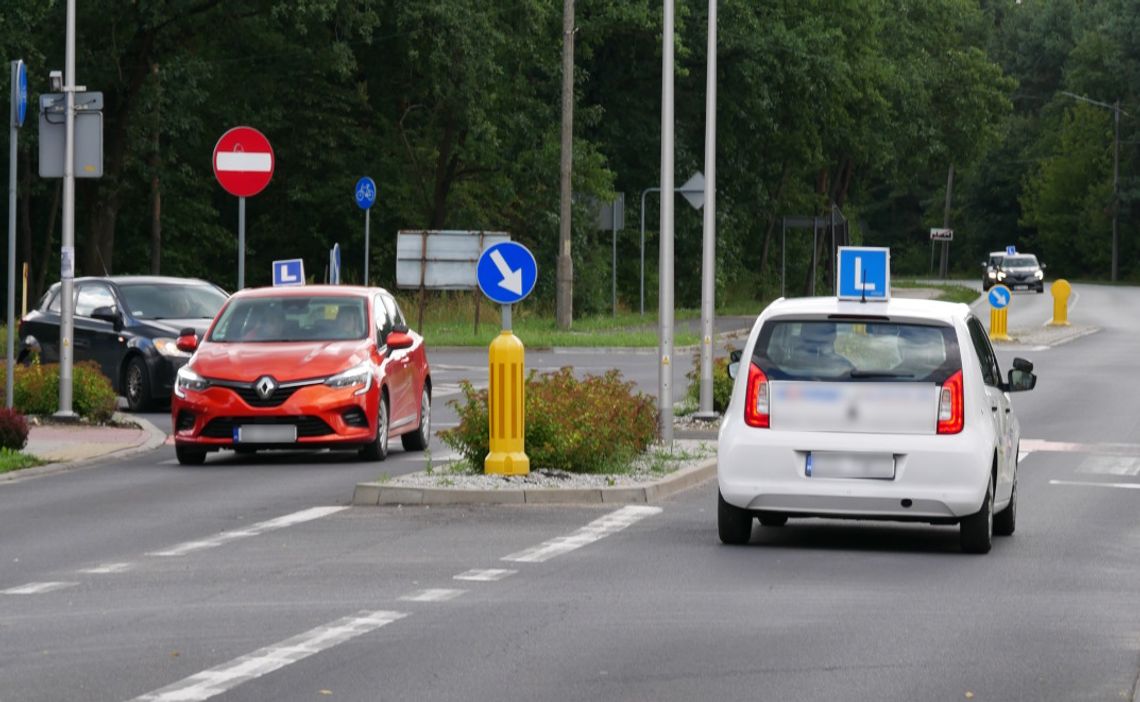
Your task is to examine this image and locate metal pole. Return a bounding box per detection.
[659,0,675,443]
[612,199,617,316]
[56,0,78,419]
[1113,100,1119,282]
[6,62,18,408]
[501,303,511,332]
[364,208,371,286]
[639,187,658,317]
[781,220,786,298]
[940,163,954,279]
[238,196,245,289]
[696,0,717,419]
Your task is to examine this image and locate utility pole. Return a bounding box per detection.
[695,0,718,421]
[659,0,675,443]
[56,0,79,419]
[556,0,575,329]
[940,163,954,279]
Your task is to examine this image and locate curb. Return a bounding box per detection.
[1,413,168,483]
[352,456,717,507]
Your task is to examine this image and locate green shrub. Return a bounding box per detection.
[3,361,118,423]
[441,367,658,473]
[0,408,29,450]
[685,348,736,414]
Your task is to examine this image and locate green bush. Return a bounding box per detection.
[685,348,737,414]
[0,408,29,450]
[1,361,118,423]
[441,367,658,473]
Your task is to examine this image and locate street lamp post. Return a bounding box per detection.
[1061,91,1124,282]
[695,0,718,420]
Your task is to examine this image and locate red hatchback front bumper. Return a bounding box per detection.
[172,380,379,451]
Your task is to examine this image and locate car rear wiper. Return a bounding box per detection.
[848,370,914,379]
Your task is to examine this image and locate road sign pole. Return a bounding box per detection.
[6,61,20,408]
[612,200,617,317]
[238,196,246,290]
[659,0,675,444]
[56,0,79,419]
[363,208,370,286]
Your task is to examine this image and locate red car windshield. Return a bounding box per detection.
[209,296,368,343]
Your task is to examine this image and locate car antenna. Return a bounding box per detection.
[96,247,110,276]
[860,268,867,304]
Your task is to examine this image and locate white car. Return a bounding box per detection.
[717,296,1037,553]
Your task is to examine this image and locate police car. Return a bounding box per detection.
[717,248,1038,553]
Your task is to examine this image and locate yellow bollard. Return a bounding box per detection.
[485,330,529,475]
[989,307,1011,341]
[1049,279,1071,326]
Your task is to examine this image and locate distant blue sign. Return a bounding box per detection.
[836,246,890,301]
[988,284,1011,310]
[477,241,537,305]
[354,176,376,210]
[1006,245,1017,256]
[13,60,27,128]
[272,258,305,287]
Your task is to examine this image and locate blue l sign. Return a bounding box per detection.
[987,285,1011,309]
[272,259,305,286]
[836,247,890,301]
[477,241,537,304]
[354,176,376,210]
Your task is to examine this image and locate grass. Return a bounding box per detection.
[0,448,44,474]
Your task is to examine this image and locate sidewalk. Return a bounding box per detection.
[7,413,167,481]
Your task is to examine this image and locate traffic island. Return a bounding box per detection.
[353,440,716,506]
[4,412,167,481]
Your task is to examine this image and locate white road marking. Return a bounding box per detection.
[147,506,347,558]
[1018,451,1032,463]
[1049,480,1140,490]
[400,588,466,602]
[128,610,406,702]
[1078,456,1140,476]
[1021,438,1140,456]
[502,505,663,564]
[1,581,78,595]
[454,568,516,582]
[77,562,133,575]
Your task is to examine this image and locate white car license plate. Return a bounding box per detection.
[234,425,297,443]
[807,451,895,479]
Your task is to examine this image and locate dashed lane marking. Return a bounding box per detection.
[1,581,78,595]
[1049,480,1140,491]
[147,506,347,558]
[77,562,133,575]
[128,610,407,702]
[502,505,663,564]
[399,588,466,602]
[1021,439,1140,457]
[454,568,516,582]
[1077,456,1140,476]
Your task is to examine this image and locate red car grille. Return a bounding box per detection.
[201,416,335,439]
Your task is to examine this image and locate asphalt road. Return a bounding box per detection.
[2,284,1138,701]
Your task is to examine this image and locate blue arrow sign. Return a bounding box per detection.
[987,285,1011,309]
[836,246,890,301]
[272,258,305,287]
[14,60,27,128]
[354,176,376,210]
[477,241,537,305]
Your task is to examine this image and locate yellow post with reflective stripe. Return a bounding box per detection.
[989,307,1011,341]
[485,330,529,475]
[1049,279,1071,326]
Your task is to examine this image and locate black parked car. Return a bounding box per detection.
[19,276,228,411]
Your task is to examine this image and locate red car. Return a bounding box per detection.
[170,286,431,465]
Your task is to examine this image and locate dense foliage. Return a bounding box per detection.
[0,408,29,451]
[441,367,657,472]
[1,0,1136,325]
[8,361,118,422]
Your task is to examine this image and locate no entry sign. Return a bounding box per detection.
[212,126,274,197]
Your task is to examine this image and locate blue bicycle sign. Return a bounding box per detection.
[354,176,376,210]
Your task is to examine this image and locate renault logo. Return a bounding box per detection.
[255,376,278,400]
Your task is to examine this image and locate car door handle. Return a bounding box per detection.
[1004,408,1011,414]
[991,406,998,412]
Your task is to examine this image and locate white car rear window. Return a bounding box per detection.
[753,319,961,383]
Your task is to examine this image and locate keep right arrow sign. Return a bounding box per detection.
[477,242,537,305]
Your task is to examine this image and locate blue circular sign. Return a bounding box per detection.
[14,60,27,128]
[477,241,538,305]
[987,284,1011,310]
[354,176,376,210]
